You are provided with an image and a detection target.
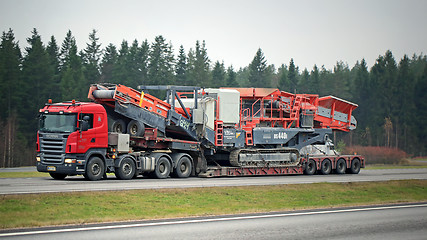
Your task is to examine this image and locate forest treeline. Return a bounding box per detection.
[0,28,426,167]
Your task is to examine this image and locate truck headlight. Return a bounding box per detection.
[64,158,76,163]
[36,157,40,162]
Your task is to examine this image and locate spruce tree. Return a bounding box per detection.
[248,48,268,87]
[226,65,238,87]
[100,43,118,83]
[148,35,175,85]
[82,29,102,85]
[278,64,289,90]
[59,30,86,100]
[176,45,187,85]
[212,61,226,87]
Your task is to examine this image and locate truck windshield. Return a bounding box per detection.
[39,114,77,133]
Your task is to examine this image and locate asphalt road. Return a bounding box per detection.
[0,168,426,195]
[1,203,426,239]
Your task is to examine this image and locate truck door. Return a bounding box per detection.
[77,113,96,153]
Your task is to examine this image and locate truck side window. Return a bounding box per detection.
[79,113,94,129]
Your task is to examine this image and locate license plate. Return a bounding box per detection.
[47,166,56,171]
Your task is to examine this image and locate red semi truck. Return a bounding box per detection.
[36,84,364,180]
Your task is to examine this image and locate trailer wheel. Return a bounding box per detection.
[349,158,361,174]
[335,159,346,174]
[127,120,145,137]
[49,173,67,180]
[84,157,105,181]
[153,157,171,179]
[115,157,136,180]
[320,159,332,175]
[172,156,192,178]
[111,119,126,133]
[304,159,316,175]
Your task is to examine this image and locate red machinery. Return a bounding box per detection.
[36,83,364,180]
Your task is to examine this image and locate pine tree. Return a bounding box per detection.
[59,30,86,100]
[415,64,427,154]
[148,35,175,85]
[127,39,149,87]
[248,48,268,87]
[310,65,320,94]
[100,43,118,83]
[212,61,226,87]
[278,64,289,90]
[300,68,310,91]
[191,40,211,87]
[82,29,102,85]
[176,45,187,85]
[113,40,130,85]
[0,29,22,118]
[46,36,61,100]
[20,29,56,156]
[0,29,23,167]
[226,65,238,87]
[287,58,298,92]
[396,55,416,151]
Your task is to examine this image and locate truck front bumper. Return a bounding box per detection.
[36,159,86,175]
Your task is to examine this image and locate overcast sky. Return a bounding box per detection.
[1,0,426,71]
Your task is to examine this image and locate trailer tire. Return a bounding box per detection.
[320,159,332,175]
[84,157,105,181]
[153,157,171,179]
[127,120,145,137]
[172,156,192,178]
[49,173,67,180]
[111,119,126,134]
[349,158,361,174]
[335,159,346,174]
[115,157,136,180]
[304,159,316,175]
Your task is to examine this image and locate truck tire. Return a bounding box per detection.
[320,159,332,175]
[84,157,105,181]
[115,157,136,180]
[349,158,361,174]
[335,158,346,174]
[304,159,316,175]
[49,172,67,180]
[153,156,171,179]
[111,119,126,133]
[127,120,145,137]
[172,156,192,178]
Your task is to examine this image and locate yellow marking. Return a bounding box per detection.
[236,133,241,138]
[139,91,145,107]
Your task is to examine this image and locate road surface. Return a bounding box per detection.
[1,203,426,239]
[0,168,426,195]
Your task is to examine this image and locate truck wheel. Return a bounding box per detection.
[127,120,145,137]
[172,156,192,178]
[349,158,361,174]
[335,159,346,174]
[304,159,316,175]
[115,157,136,180]
[84,157,105,181]
[111,119,126,133]
[49,173,67,180]
[153,157,171,179]
[320,159,332,175]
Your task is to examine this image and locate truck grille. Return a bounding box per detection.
[39,133,68,164]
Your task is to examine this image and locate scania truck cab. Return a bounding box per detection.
[37,101,109,180]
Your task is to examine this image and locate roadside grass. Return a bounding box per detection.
[0,180,426,229]
[0,172,49,178]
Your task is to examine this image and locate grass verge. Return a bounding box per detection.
[1,180,426,229]
[0,172,49,178]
